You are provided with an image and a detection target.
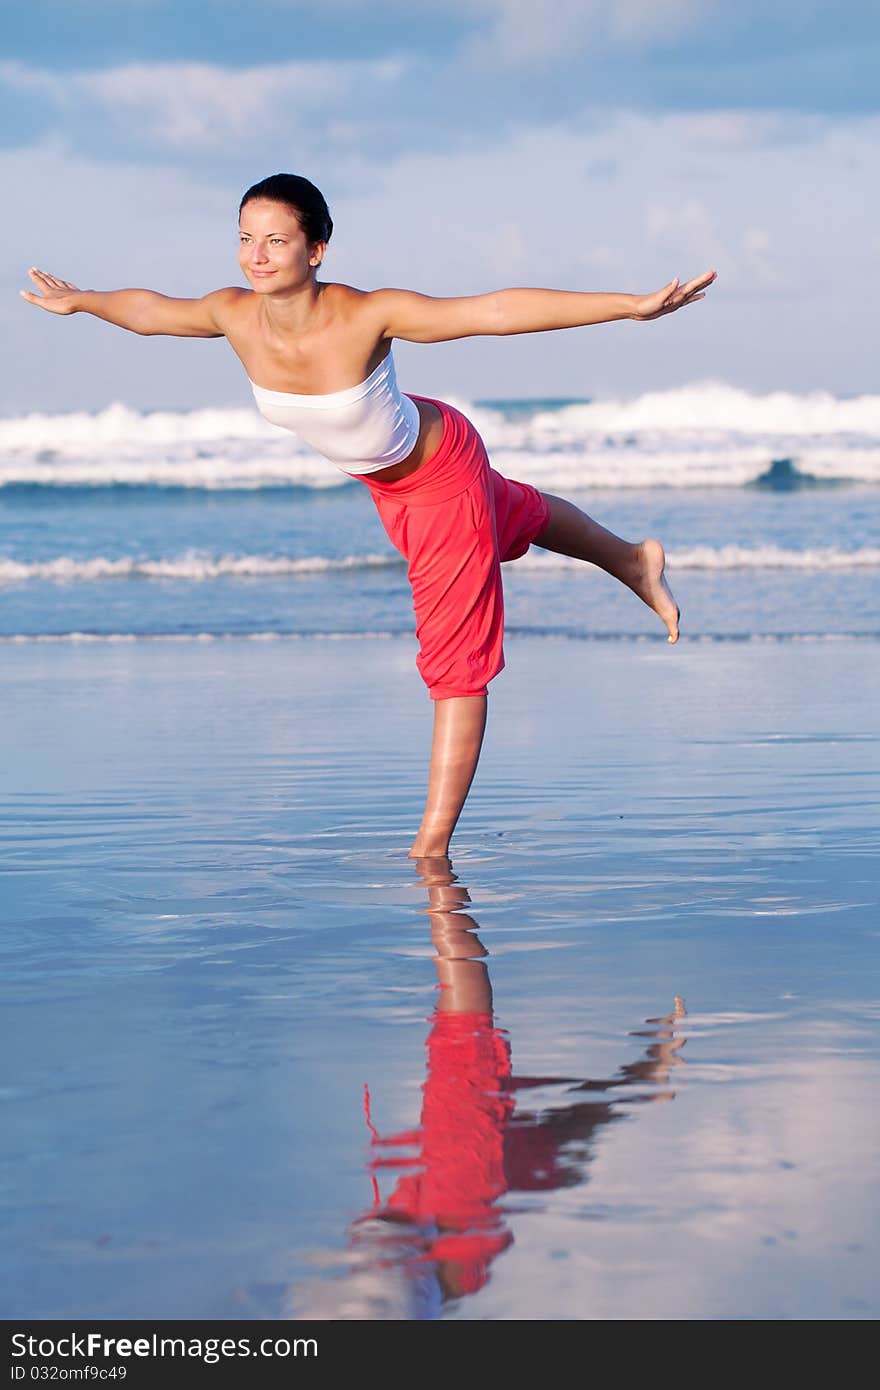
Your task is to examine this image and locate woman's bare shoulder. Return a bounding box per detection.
[319,281,369,313]
[204,285,252,327]
[321,283,400,343]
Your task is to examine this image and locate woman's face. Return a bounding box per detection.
[238,199,323,293]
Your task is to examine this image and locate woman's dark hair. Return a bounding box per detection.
[239,174,333,244]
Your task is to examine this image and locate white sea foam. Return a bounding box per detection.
[672,545,880,570]
[0,552,401,583]
[0,631,402,644]
[1,545,877,585]
[1,382,878,489]
[518,545,880,572]
[485,382,880,437]
[0,402,272,449]
[486,447,789,490]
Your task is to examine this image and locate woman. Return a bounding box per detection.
[21,173,716,859]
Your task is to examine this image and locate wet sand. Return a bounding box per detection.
[1,635,878,1319]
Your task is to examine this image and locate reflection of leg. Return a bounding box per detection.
[635,995,688,1078]
[412,857,492,1007]
[535,493,680,643]
[567,999,688,1101]
[409,696,487,859]
[434,955,492,1014]
[430,907,492,1013]
[646,995,687,1023]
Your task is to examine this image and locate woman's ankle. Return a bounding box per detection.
[409,828,452,859]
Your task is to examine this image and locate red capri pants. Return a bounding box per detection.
[356,396,551,700]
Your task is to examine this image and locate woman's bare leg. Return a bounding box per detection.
[409,695,487,859]
[535,493,680,642]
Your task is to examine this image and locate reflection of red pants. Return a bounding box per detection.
[357,397,550,700]
[383,1009,514,1296]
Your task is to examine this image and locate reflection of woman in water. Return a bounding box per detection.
[22,173,715,859]
[294,859,687,1317]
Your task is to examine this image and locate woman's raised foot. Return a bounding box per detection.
[633,538,680,643]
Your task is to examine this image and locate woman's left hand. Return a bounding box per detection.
[630,269,717,321]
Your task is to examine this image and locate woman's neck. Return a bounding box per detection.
[259,278,324,337]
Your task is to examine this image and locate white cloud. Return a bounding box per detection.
[740,226,783,287]
[579,244,629,276]
[674,110,793,151]
[475,221,531,279]
[0,56,407,153]
[339,110,832,297]
[85,63,342,148]
[0,60,58,98]
[462,0,716,67]
[645,197,729,264]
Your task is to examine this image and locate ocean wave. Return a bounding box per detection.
[0,449,876,491]
[485,450,880,489]
[478,381,880,438]
[1,382,879,490]
[0,402,276,449]
[0,630,402,643]
[0,452,350,491]
[0,552,401,583]
[517,545,880,572]
[1,545,878,585]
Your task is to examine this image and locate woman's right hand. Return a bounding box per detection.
[20,268,81,314]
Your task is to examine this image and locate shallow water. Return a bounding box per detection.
[1,636,878,1320]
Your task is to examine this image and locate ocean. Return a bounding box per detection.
[1,381,878,644]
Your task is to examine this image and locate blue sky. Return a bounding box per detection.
[2,1,878,409]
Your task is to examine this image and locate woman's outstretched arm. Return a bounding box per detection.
[368,269,716,343]
[20,268,243,337]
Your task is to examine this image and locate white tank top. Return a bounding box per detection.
[248,350,421,475]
